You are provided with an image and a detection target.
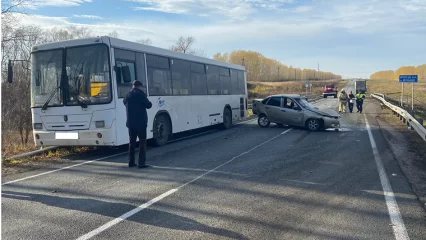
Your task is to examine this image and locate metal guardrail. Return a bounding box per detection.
[371,93,426,142]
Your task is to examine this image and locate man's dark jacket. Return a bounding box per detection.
[123,88,152,130]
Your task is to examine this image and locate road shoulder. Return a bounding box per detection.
[375,107,426,211]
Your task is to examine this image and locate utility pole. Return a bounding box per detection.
[241,57,245,66]
[295,69,296,81]
[278,66,280,81]
[318,62,320,80]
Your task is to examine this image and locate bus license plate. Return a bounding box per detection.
[55,132,79,140]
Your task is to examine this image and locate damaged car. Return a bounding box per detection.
[252,94,340,131]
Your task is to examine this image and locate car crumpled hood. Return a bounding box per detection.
[307,107,340,118]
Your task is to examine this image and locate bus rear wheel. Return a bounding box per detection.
[153,114,171,147]
[221,108,232,130]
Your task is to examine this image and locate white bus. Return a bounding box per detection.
[16,36,247,147]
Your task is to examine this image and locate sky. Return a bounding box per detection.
[10,0,426,78]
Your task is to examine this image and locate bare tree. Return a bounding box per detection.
[1,25,45,145]
[107,30,119,38]
[1,0,33,14]
[170,36,195,53]
[135,38,152,45]
[170,36,205,57]
[46,26,93,42]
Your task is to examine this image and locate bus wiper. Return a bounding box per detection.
[41,86,60,111]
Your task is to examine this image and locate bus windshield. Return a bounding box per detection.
[31,44,111,108]
[31,49,63,108]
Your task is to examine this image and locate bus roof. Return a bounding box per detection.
[32,36,246,71]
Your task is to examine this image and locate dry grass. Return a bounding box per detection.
[368,80,426,126]
[2,146,97,167]
[1,130,97,167]
[1,131,39,157]
[248,79,348,102]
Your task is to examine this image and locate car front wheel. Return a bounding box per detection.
[306,119,320,131]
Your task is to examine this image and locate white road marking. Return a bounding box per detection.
[364,114,409,240]
[2,119,256,186]
[1,152,126,186]
[76,128,293,240]
[1,193,31,198]
[75,188,178,240]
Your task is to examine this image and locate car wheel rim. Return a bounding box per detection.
[260,117,268,126]
[309,120,318,130]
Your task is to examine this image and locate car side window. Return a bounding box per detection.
[284,98,298,109]
[267,97,281,107]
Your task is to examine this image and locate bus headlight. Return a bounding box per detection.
[95,120,105,128]
[34,123,43,129]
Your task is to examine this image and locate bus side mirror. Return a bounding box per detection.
[7,60,13,83]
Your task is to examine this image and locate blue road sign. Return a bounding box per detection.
[399,75,418,83]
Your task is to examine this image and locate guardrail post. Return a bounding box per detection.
[419,118,424,126]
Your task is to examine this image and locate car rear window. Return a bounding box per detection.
[326,85,335,88]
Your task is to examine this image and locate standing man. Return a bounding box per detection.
[356,90,366,113]
[123,80,152,168]
[338,89,348,113]
[348,90,355,113]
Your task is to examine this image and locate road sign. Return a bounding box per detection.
[399,75,418,83]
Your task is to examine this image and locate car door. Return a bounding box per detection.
[280,97,305,126]
[265,96,283,122]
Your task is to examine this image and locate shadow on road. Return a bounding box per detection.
[2,190,249,240]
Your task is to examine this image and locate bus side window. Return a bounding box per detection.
[121,66,132,83]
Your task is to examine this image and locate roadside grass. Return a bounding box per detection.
[368,80,426,126]
[1,131,39,157]
[248,79,348,102]
[1,130,97,168]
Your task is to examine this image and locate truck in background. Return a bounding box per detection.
[355,80,367,93]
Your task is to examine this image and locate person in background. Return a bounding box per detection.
[348,90,355,113]
[123,80,152,168]
[356,90,366,113]
[338,89,348,113]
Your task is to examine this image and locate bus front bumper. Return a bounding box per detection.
[33,128,115,147]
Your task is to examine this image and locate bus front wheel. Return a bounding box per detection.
[153,114,171,147]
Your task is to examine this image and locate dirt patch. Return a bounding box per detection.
[376,108,426,210]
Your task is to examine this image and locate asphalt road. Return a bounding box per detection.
[2,82,426,240]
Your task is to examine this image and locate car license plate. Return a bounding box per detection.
[55,132,79,140]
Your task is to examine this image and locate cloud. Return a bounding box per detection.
[292,5,313,13]
[129,0,295,20]
[72,14,103,20]
[33,0,92,8]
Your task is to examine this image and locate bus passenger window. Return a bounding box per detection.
[116,61,136,98]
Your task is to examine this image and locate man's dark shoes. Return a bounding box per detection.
[138,164,150,169]
[129,162,137,168]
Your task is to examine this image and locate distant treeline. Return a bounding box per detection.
[370,64,426,81]
[213,50,342,82]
